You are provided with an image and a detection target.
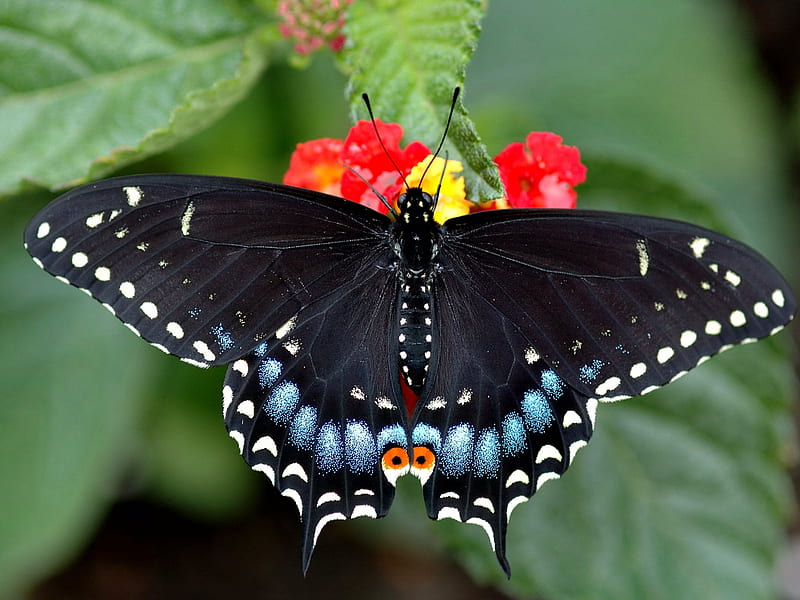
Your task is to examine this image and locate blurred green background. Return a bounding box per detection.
[1,1,798,598]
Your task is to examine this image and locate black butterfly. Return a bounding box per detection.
[24,123,795,576]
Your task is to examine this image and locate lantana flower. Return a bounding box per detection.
[283,120,586,221]
[277,0,353,55]
[494,132,586,209]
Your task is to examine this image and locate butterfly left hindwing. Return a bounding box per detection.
[223,261,409,572]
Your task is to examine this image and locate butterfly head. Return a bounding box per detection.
[397,186,436,225]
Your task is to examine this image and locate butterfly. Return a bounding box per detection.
[23,98,795,576]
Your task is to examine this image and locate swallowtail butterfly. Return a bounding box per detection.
[24,99,795,575]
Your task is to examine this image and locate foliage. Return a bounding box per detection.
[0,1,795,598]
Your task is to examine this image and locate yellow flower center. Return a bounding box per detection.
[406,156,469,223]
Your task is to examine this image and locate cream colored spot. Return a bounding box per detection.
[71,252,88,268]
[119,281,135,298]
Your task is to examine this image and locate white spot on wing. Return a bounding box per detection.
[124,186,143,207]
[232,359,248,376]
[635,239,649,276]
[535,445,562,463]
[252,463,275,484]
[505,469,530,488]
[222,385,233,417]
[36,222,51,238]
[595,376,621,396]
[656,346,674,364]
[689,237,710,258]
[473,497,495,513]
[282,462,309,483]
[730,310,746,327]
[375,396,396,410]
[351,505,378,519]
[276,315,297,339]
[772,289,785,308]
[436,507,462,522]
[282,488,304,516]
[51,237,67,253]
[193,340,216,362]
[180,201,195,235]
[236,400,255,419]
[140,301,158,319]
[166,321,184,339]
[524,347,540,364]
[506,496,528,520]
[753,302,769,318]
[466,517,496,552]
[252,435,278,456]
[680,330,697,348]
[425,396,446,410]
[229,430,244,454]
[724,270,741,287]
[630,362,647,379]
[535,471,561,491]
[71,252,88,268]
[119,281,136,298]
[705,320,722,335]
[562,410,582,427]
[313,513,347,547]
[85,212,104,228]
[94,266,111,281]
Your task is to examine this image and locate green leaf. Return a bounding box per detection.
[343,0,503,203]
[0,196,155,596]
[432,159,795,599]
[0,0,270,196]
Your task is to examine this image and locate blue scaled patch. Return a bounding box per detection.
[473,427,500,478]
[288,405,317,451]
[522,389,555,434]
[439,423,474,477]
[316,421,344,474]
[264,380,300,425]
[540,369,565,399]
[501,411,527,456]
[579,359,605,385]
[345,420,378,474]
[211,323,235,351]
[258,357,282,389]
[377,423,408,451]
[412,423,442,453]
[254,341,269,358]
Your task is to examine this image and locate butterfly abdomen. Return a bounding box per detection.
[398,274,433,394]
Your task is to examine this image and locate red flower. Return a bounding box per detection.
[340,120,432,213]
[494,132,586,209]
[283,138,344,196]
[283,122,586,218]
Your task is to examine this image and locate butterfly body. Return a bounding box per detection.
[24,173,795,575]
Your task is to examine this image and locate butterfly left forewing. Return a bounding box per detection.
[24,174,391,367]
[223,264,408,572]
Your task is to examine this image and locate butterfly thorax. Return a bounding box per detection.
[393,187,440,395]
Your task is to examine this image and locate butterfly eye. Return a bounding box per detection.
[410,446,436,485]
[380,447,410,486]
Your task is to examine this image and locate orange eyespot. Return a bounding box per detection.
[381,447,410,471]
[410,446,436,486]
[412,446,435,470]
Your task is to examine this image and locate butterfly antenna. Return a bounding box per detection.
[361,93,410,191]
[419,87,460,186]
[430,150,450,211]
[342,163,396,215]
